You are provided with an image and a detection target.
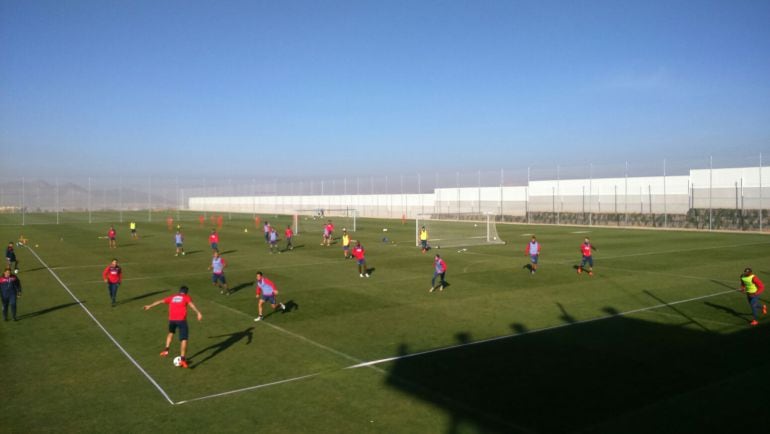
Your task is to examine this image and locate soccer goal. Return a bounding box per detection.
[294,208,357,235]
[416,213,504,248]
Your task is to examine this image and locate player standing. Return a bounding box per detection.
[143,285,202,369]
[174,230,185,256]
[321,224,331,246]
[209,229,219,251]
[6,242,19,274]
[419,226,429,253]
[253,272,286,321]
[284,224,294,251]
[352,241,370,277]
[102,258,122,306]
[263,221,271,244]
[341,228,351,259]
[526,236,541,274]
[430,254,447,292]
[107,226,117,249]
[166,216,174,232]
[740,267,767,326]
[129,221,138,239]
[209,251,229,294]
[1,268,22,321]
[198,215,205,227]
[577,237,596,276]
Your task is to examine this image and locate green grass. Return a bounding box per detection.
[2,213,770,433]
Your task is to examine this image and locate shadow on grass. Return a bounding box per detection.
[220,250,237,255]
[116,289,168,306]
[188,326,254,369]
[282,299,298,313]
[183,250,203,256]
[230,281,254,295]
[17,301,82,320]
[703,301,750,321]
[384,304,770,433]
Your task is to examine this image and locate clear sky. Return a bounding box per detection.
[2,0,769,179]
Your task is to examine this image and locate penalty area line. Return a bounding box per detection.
[175,373,320,405]
[346,288,736,370]
[26,246,176,406]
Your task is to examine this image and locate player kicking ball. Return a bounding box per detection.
[254,272,286,322]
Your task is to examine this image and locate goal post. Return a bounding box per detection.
[416,212,504,248]
[294,208,357,235]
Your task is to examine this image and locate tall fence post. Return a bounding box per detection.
[88,176,92,224]
[624,162,628,226]
[663,159,667,228]
[708,156,713,231]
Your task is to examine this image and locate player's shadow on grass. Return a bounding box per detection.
[384,306,770,433]
[116,289,167,306]
[24,266,48,272]
[282,299,298,313]
[365,267,376,276]
[282,244,304,252]
[184,250,203,256]
[220,250,237,255]
[17,301,81,320]
[703,301,750,321]
[230,281,253,295]
[188,326,254,369]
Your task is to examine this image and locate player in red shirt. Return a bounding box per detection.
[577,237,597,276]
[198,215,205,227]
[352,242,370,278]
[107,226,117,249]
[209,229,220,251]
[102,258,122,306]
[284,224,294,251]
[216,215,224,230]
[143,286,202,369]
[166,216,174,232]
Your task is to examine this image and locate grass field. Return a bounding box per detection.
[2,213,770,433]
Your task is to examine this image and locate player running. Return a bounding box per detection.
[352,241,370,278]
[577,237,597,276]
[102,258,122,306]
[1,268,22,321]
[268,227,279,254]
[174,230,185,256]
[526,236,541,274]
[143,286,202,369]
[6,242,19,274]
[209,251,229,295]
[430,254,447,292]
[253,272,286,322]
[263,222,271,244]
[740,267,767,326]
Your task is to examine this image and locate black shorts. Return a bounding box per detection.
[168,320,189,340]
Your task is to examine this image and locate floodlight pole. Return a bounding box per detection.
[624,162,628,226]
[760,152,763,233]
[56,177,60,225]
[589,163,593,226]
[21,177,26,226]
[148,176,152,223]
[88,176,92,224]
[663,159,667,228]
[119,176,123,223]
[708,155,713,231]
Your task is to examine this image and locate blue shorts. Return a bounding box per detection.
[581,256,593,267]
[210,243,218,250]
[261,294,276,304]
[530,255,539,264]
[357,259,365,266]
[176,243,183,248]
[421,240,428,249]
[343,245,349,251]
[212,273,226,284]
[168,320,189,340]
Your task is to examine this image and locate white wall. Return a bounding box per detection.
[189,167,767,217]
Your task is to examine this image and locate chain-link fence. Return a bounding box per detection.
[1,154,768,231]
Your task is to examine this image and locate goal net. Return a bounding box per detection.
[416,213,504,248]
[294,208,358,235]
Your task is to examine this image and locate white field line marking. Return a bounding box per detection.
[175,373,320,405]
[570,230,591,233]
[346,288,736,369]
[25,247,175,405]
[212,301,381,372]
[641,309,739,328]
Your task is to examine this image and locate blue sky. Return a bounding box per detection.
[2,0,769,179]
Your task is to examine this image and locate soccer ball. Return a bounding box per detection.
[493,237,497,240]
[244,228,248,233]
[382,228,388,232]
[173,356,182,367]
[35,244,39,248]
